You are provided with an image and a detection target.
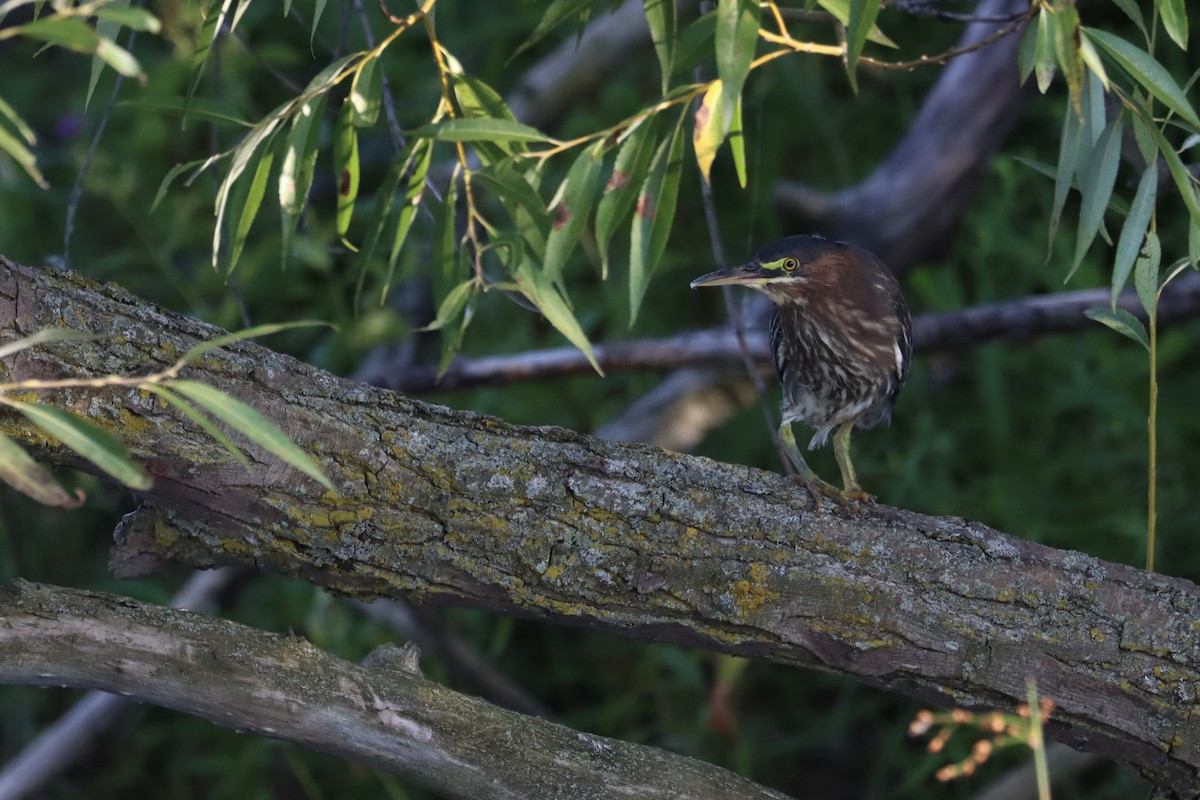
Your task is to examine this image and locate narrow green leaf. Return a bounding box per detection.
[411,118,553,145]
[1129,104,1158,165]
[279,91,327,266]
[1108,0,1147,43]
[473,164,550,233]
[1069,114,1122,280]
[728,92,746,188]
[311,0,327,48]
[675,10,717,74]
[334,100,360,241]
[12,402,151,489]
[1157,0,1187,51]
[845,0,882,92]
[382,139,434,301]
[188,0,230,103]
[1083,28,1200,128]
[0,327,101,360]
[227,145,274,275]
[420,279,476,333]
[1078,36,1108,91]
[349,53,382,127]
[0,94,35,144]
[629,113,685,324]
[0,431,81,507]
[120,96,252,127]
[515,259,603,375]
[1111,166,1157,308]
[543,141,606,285]
[92,34,142,78]
[1016,11,1037,87]
[432,171,460,303]
[644,0,676,94]
[212,108,285,270]
[152,158,206,213]
[94,6,161,32]
[144,384,252,472]
[14,17,99,51]
[1140,111,1200,225]
[1133,231,1161,317]
[87,0,129,110]
[715,0,759,123]
[510,0,594,61]
[815,0,896,47]
[1084,307,1148,350]
[167,380,334,491]
[595,119,658,279]
[1190,218,1200,270]
[178,321,330,366]
[453,74,518,122]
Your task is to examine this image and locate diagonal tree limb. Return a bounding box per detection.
[355,272,1200,395]
[2,256,1199,795]
[0,580,792,800]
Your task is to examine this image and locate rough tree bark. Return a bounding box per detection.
[2,255,1198,797]
[0,580,789,800]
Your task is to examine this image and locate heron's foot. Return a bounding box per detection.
[791,473,853,511]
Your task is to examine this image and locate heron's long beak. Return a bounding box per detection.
[689,263,765,288]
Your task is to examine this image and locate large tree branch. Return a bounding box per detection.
[356,273,1200,394]
[2,256,1198,796]
[0,580,790,800]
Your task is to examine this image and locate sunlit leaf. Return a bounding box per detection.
[167,380,334,491]
[12,402,151,489]
[144,384,252,473]
[515,259,603,375]
[1068,114,1121,280]
[543,141,605,286]
[715,0,759,121]
[334,99,360,242]
[420,279,476,333]
[1111,166,1157,308]
[212,105,286,270]
[1156,0,1187,51]
[311,0,327,48]
[227,145,275,275]
[845,0,881,92]
[693,80,726,186]
[1033,7,1056,92]
[644,0,676,94]
[1051,1,1083,113]
[1133,230,1161,317]
[94,5,161,32]
[349,53,382,127]
[0,117,46,188]
[1084,28,1200,128]
[0,431,81,507]
[279,91,327,267]
[1139,110,1200,225]
[1108,0,1147,43]
[595,119,658,279]
[1084,307,1148,350]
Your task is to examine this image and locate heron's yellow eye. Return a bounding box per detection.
[782,257,799,272]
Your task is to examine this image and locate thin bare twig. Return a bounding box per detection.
[358,272,1200,394]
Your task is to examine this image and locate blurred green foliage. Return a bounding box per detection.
[2,1,1199,798]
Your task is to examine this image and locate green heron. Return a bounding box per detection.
[690,235,911,503]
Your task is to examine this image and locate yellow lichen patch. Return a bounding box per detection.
[729,563,779,618]
[1090,628,1106,642]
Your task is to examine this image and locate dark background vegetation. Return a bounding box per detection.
[2,1,1198,798]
